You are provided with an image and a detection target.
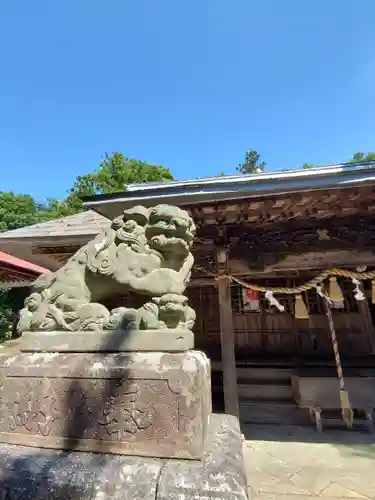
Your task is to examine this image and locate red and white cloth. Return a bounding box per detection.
[242,288,260,312]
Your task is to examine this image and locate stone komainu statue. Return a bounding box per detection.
[18,205,197,333]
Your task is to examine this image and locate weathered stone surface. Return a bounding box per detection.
[20,328,194,352]
[0,444,162,499]
[17,204,197,335]
[0,415,248,500]
[0,350,211,459]
[157,414,248,499]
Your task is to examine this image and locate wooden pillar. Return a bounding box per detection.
[357,284,375,353]
[216,249,239,418]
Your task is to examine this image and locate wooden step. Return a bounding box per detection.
[236,367,293,383]
[238,383,293,401]
[239,401,308,425]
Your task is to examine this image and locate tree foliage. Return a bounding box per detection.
[302,152,375,170]
[0,192,50,232]
[64,152,174,212]
[0,290,12,342]
[347,152,375,163]
[0,152,175,231]
[0,288,29,342]
[237,150,266,174]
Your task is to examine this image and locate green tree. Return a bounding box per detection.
[64,152,174,212]
[237,150,265,174]
[347,152,375,163]
[301,151,375,170]
[0,289,12,341]
[0,152,175,231]
[0,192,52,232]
[0,191,78,233]
[0,288,28,342]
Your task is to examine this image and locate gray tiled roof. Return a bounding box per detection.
[0,210,109,240]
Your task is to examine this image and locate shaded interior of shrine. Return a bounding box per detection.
[181,187,375,425]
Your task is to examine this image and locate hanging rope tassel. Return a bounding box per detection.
[328,277,344,302]
[352,278,365,301]
[321,295,354,429]
[371,280,375,304]
[294,294,309,319]
[264,291,285,312]
[340,389,354,429]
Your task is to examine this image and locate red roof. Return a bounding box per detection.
[0,251,48,275]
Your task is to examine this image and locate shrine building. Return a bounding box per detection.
[2,161,375,428]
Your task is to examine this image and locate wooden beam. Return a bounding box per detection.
[216,248,239,418]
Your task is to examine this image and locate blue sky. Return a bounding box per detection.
[1,0,375,202]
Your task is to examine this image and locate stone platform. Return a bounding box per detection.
[19,329,194,352]
[0,414,248,499]
[0,350,210,459]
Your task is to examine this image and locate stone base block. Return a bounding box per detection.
[19,329,194,352]
[0,414,248,499]
[0,350,210,460]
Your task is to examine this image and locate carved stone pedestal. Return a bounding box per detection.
[0,346,248,499]
[0,349,210,460]
[0,414,248,500]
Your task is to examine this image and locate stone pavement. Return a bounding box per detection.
[243,424,375,499]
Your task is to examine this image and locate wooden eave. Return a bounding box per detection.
[0,263,45,288]
[189,188,375,282]
[12,188,375,278]
[186,186,375,232]
[2,176,375,278]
